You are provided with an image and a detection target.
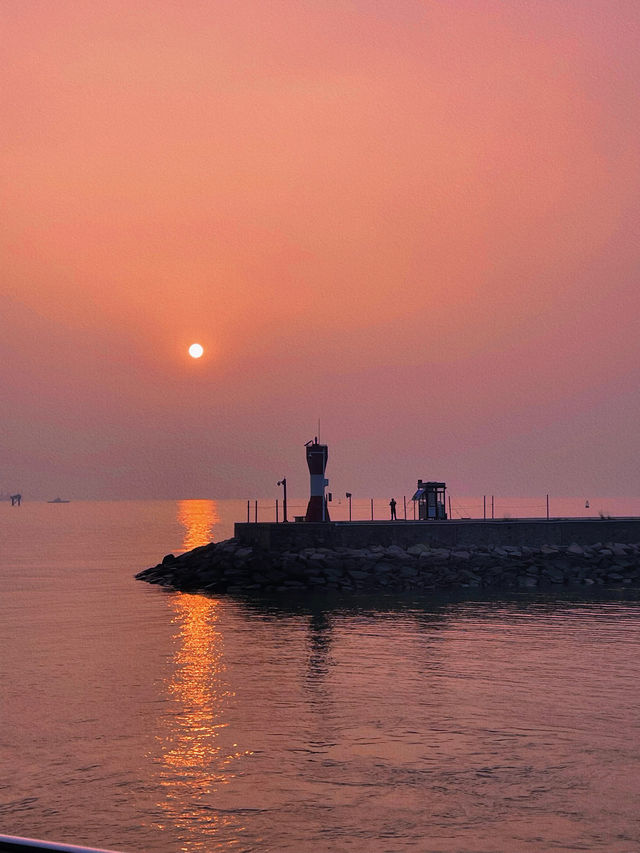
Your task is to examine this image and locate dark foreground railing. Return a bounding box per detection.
[0,836,125,853]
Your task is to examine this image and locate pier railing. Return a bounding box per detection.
[242,496,590,524]
[245,497,417,523]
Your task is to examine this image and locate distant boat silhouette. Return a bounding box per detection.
[48,497,70,503]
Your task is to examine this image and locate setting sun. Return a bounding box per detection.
[188,343,204,359]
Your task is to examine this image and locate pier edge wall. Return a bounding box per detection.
[233,518,640,551]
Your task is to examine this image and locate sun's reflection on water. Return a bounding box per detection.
[151,501,252,850]
[177,499,219,552]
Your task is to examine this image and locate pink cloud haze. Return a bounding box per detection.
[2,1,640,500]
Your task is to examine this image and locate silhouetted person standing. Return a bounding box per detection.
[389,498,397,520]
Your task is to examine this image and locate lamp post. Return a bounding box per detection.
[277,478,288,522]
[346,492,352,521]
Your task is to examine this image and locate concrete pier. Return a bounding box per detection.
[137,517,640,597]
[234,517,640,551]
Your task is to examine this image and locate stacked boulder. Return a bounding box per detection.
[136,539,640,594]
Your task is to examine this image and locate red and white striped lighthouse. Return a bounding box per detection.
[304,438,330,522]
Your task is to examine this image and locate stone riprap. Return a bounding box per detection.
[136,538,640,594]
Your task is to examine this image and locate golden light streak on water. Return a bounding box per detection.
[177,499,219,552]
[153,591,254,850]
[152,501,252,850]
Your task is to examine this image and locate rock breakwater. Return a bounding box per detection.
[136,538,640,594]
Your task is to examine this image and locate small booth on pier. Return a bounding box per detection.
[412,480,447,520]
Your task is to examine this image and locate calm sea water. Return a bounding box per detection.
[1,499,640,853]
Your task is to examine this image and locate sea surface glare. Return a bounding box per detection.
[1,499,640,852]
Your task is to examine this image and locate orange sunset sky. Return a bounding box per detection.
[2,0,640,501]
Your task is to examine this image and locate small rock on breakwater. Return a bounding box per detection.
[136,538,640,594]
